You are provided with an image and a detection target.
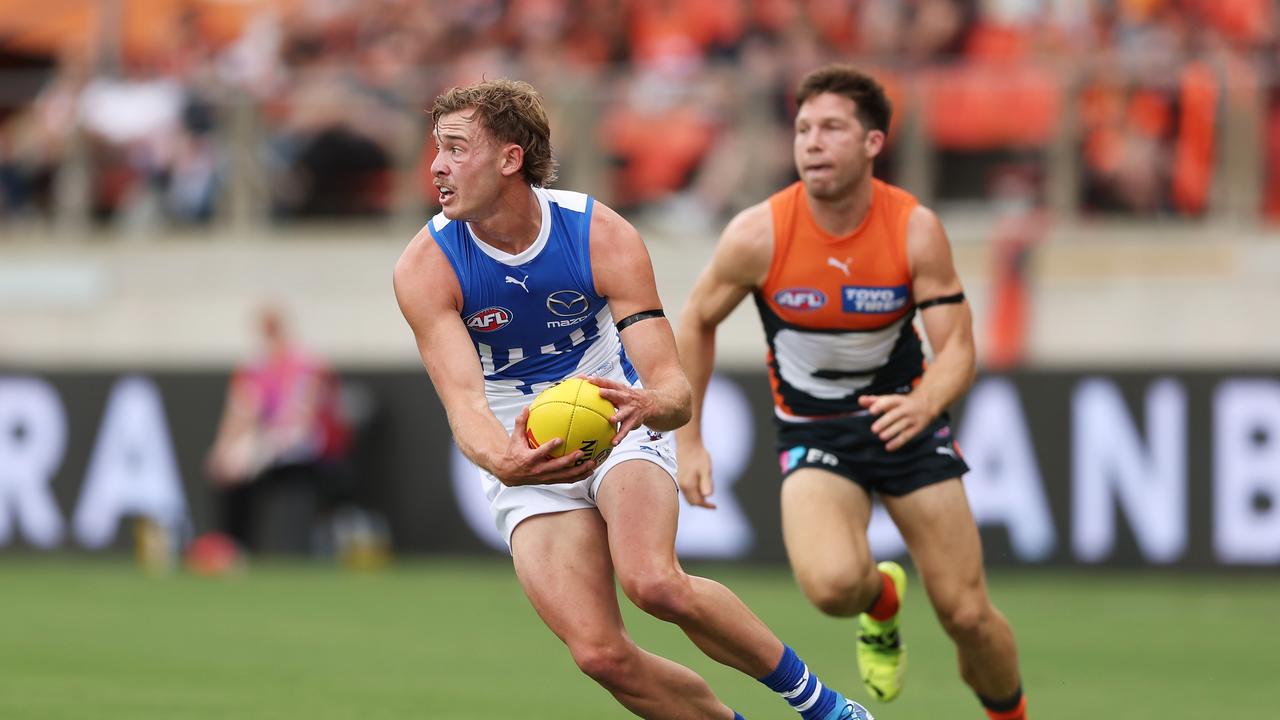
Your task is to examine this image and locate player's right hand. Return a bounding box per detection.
[676,439,717,509]
[493,407,596,487]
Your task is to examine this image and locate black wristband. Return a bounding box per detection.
[616,309,665,332]
[916,292,965,311]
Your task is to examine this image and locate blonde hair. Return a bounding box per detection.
[432,79,558,186]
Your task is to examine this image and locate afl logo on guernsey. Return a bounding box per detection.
[842,285,909,313]
[466,307,514,332]
[773,288,827,311]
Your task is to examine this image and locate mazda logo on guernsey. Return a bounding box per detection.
[773,288,826,311]
[546,290,590,317]
[465,306,514,332]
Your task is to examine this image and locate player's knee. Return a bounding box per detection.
[936,596,991,642]
[798,567,874,617]
[621,569,694,623]
[569,640,635,690]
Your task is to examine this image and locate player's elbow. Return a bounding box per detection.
[676,304,698,331]
[960,338,978,388]
[956,347,977,390]
[678,306,717,340]
[939,332,978,390]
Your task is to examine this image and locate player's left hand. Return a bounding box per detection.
[859,391,935,452]
[584,375,656,445]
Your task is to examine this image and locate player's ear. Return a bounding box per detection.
[499,143,525,178]
[865,128,886,159]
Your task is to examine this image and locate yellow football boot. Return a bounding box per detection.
[856,560,907,702]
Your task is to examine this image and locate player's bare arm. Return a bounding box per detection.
[584,202,691,440]
[394,228,595,486]
[859,204,976,451]
[673,202,774,508]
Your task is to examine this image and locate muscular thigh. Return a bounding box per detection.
[511,509,625,645]
[595,459,681,579]
[881,479,988,607]
[781,467,875,586]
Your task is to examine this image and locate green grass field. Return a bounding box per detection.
[1,557,1272,719]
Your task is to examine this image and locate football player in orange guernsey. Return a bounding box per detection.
[677,64,1029,720]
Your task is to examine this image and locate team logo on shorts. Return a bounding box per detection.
[780,447,807,472]
[639,444,673,463]
[773,288,826,311]
[465,306,514,332]
[780,446,839,473]
[842,285,909,313]
[933,426,964,460]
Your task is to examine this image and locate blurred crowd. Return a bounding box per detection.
[1,0,1278,229]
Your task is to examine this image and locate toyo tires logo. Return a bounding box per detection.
[465,306,514,332]
[842,285,908,313]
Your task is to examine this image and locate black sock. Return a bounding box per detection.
[977,685,1023,713]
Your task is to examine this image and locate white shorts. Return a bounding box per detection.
[480,426,678,551]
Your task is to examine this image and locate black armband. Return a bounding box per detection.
[916,292,965,311]
[616,309,665,332]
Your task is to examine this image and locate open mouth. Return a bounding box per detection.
[438,186,455,203]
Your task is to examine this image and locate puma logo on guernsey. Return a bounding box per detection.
[827,256,852,276]
[505,274,530,293]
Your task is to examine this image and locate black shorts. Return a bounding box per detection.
[774,411,969,497]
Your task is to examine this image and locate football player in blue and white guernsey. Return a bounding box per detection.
[394,79,872,720]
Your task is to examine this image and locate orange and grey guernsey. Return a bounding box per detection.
[754,178,925,419]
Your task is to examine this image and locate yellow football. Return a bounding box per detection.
[525,378,618,466]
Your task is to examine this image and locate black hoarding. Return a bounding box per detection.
[1,369,1277,567]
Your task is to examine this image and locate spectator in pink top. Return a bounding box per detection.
[206,303,351,553]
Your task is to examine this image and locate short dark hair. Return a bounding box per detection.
[432,79,558,186]
[796,65,892,135]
